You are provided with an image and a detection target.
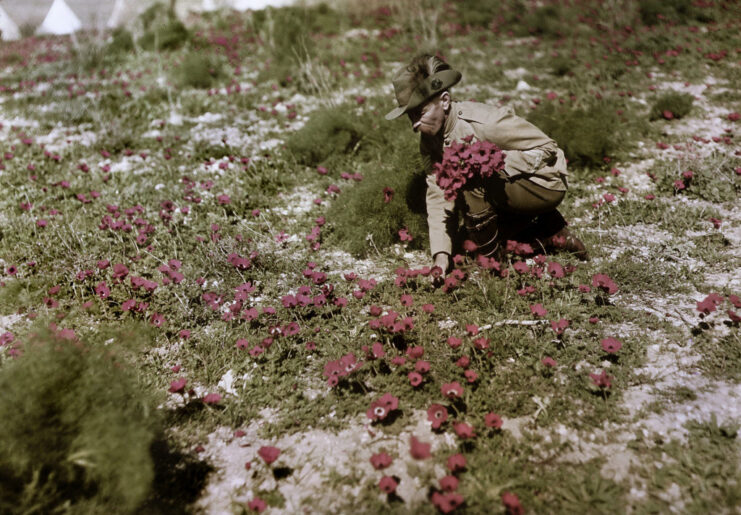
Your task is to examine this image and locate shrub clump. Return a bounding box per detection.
[137,5,189,51]
[0,328,161,513]
[285,107,364,167]
[174,52,225,89]
[526,100,622,168]
[649,92,694,121]
[326,137,429,257]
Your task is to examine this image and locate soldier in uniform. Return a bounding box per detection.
[385,54,588,277]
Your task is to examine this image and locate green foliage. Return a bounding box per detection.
[649,92,694,120]
[638,0,715,26]
[326,137,429,256]
[654,153,741,202]
[284,107,364,167]
[0,327,161,514]
[174,52,226,89]
[107,28,135,55]
[137,5,190,51]
[526,100,623,168]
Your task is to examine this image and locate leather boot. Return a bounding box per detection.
[541,226,590,261]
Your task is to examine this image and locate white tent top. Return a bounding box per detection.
[36,0,83,35]
[0,4,22,41]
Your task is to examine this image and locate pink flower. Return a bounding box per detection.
[247,497,267,513]
[257,446,281,464]
[431,491,465,514]
[550,318,569,336]
[441,382,463,399]
[600,337,623,354]
[454,422,475,439]
[485,412,503,429]
[541,356,557,368]
[501,491,524,515]
[439,475,459,492]
[367,393,399,421]
[446,453,466,473]
[203,393,221,404]
[370,452,393,470]
[398,228,413,242]
[383,186,394,203]
[378,476,398,494]
[168,378,187,393]
[530,303,547,317]
[409,435,431,459]
[464,369,478,383]
[427,404,448,429]
[447,336,462,349]
[590,370,613,389]
[592,273,618,294]
[408,371,423,387]
[400,294,413,306]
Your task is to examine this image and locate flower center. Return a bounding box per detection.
[374,406,386,417]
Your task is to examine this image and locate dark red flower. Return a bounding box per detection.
[431,491,465,514]
[439,475,459,492]
[383,186,394,203]
[592,273,618,294]
[370,452,393,470]
[427,404,448,429]
[441,382,463,399]
[485,412,503,429]
[409,435,431,459]
[247,497,267,513]
[168,378,187,393]
[367,393,399,421]
[378,475,398,494]
[257,446,280,465]
[202,393,221,404]
[454,422,475,439]
[530,303,547,317]
[408,371,423,387]
[600,337,623,354]
[590,370,613,389]
[446,453,466,473]
[501,491,524,515]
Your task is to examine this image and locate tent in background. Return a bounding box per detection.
[35,0,82,35]
[0,4,22,40]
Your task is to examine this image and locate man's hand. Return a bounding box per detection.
[431,253,449,287]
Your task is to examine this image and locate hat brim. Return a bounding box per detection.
[385,69,462,121]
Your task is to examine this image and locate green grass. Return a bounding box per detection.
[0,0,740,512]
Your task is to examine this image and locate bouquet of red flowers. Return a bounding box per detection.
[433,136,506,201]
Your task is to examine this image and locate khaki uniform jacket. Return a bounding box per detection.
[421,101,569,257]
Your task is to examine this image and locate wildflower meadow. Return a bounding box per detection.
[0,0,740,513]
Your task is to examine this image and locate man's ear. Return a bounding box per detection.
[441,91,451,111]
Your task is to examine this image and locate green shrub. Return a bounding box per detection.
[285,107,364,167]
[638,0,714,26]
[107,28,135,55]
[285,103,404,168]
[174,52,225,89]
[0,328,161,513]
[137,4,190,52]
[526,100,622,168]
[325,135,429,257]
[649,92,694,120]
[654,153,741,203]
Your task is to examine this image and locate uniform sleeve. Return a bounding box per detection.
[420,137,456,257]
[425,174,456,257]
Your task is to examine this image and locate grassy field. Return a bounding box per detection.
[1,0,740,513]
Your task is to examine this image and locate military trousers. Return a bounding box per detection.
[462,174,567,258]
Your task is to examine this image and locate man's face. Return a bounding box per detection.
[407,92,449,136]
